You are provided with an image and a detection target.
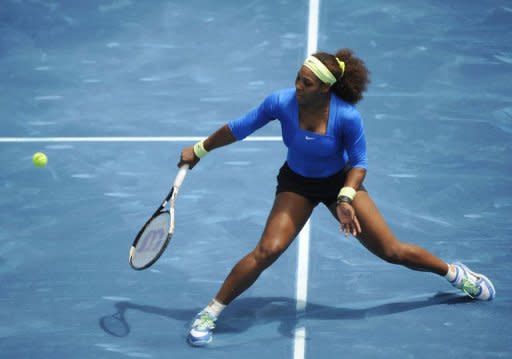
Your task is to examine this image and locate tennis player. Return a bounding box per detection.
[178,49,496,346]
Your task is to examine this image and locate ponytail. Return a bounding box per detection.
[312,49,370,104]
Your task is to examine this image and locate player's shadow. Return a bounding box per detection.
[99,291,471,338]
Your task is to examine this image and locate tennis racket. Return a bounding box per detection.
[129,164,189,270]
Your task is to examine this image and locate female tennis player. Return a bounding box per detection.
[178,49,496,346]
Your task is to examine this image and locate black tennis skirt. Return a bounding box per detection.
[276,162,367,207]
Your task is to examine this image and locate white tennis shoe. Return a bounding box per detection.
[187,310,217,346]
[449,262,496,301]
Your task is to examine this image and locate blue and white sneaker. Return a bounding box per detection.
[187,310,217,347]
[449,262,496,301]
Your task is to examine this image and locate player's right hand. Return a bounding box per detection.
[178,146,200,169]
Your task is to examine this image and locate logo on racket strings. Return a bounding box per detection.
[138,227,166,252]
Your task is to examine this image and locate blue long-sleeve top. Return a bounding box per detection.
[228,88,368,178]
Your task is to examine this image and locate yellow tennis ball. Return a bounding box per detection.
[32,152,48,168]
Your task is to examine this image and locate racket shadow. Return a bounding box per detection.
[99,292,470,338]
[99,301,198,338]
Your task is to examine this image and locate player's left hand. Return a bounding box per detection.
[336,202,361,238]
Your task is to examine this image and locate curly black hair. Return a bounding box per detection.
[313,49,370,104]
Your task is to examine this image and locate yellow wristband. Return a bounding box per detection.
[193,140,208,158]
[338,186,356,201]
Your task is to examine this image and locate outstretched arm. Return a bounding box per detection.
[178,91,279,169]
[178,124,236,169]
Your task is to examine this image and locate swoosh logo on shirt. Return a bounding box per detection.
[305,136,316,140]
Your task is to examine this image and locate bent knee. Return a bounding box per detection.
[381,242,423,265]
[253,241,287,268]
[380,243,407,264]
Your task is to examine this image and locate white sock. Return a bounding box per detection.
[444,264,457,281]
[204,298,226,318]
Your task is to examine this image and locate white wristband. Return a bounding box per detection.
[338,186,357,201]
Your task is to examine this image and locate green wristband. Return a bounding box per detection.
[193,140,208,158]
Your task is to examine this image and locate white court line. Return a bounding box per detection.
[294,327,307,359]
[0,136,281,143]
[295,220,311,312]
[306,0,319,56]
[294,0,319,358]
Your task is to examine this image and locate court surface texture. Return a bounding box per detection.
[0,1,511,358]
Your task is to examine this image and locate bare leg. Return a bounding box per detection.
[328,191,449,275]
[215,192,315,304]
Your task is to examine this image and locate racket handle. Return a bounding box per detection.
[174,164,189,187]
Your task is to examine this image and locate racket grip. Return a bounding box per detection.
[174,164,189,187]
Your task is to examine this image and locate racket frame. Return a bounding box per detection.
[129,165,188,270]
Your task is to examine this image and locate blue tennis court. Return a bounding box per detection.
[1,1,511,358]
